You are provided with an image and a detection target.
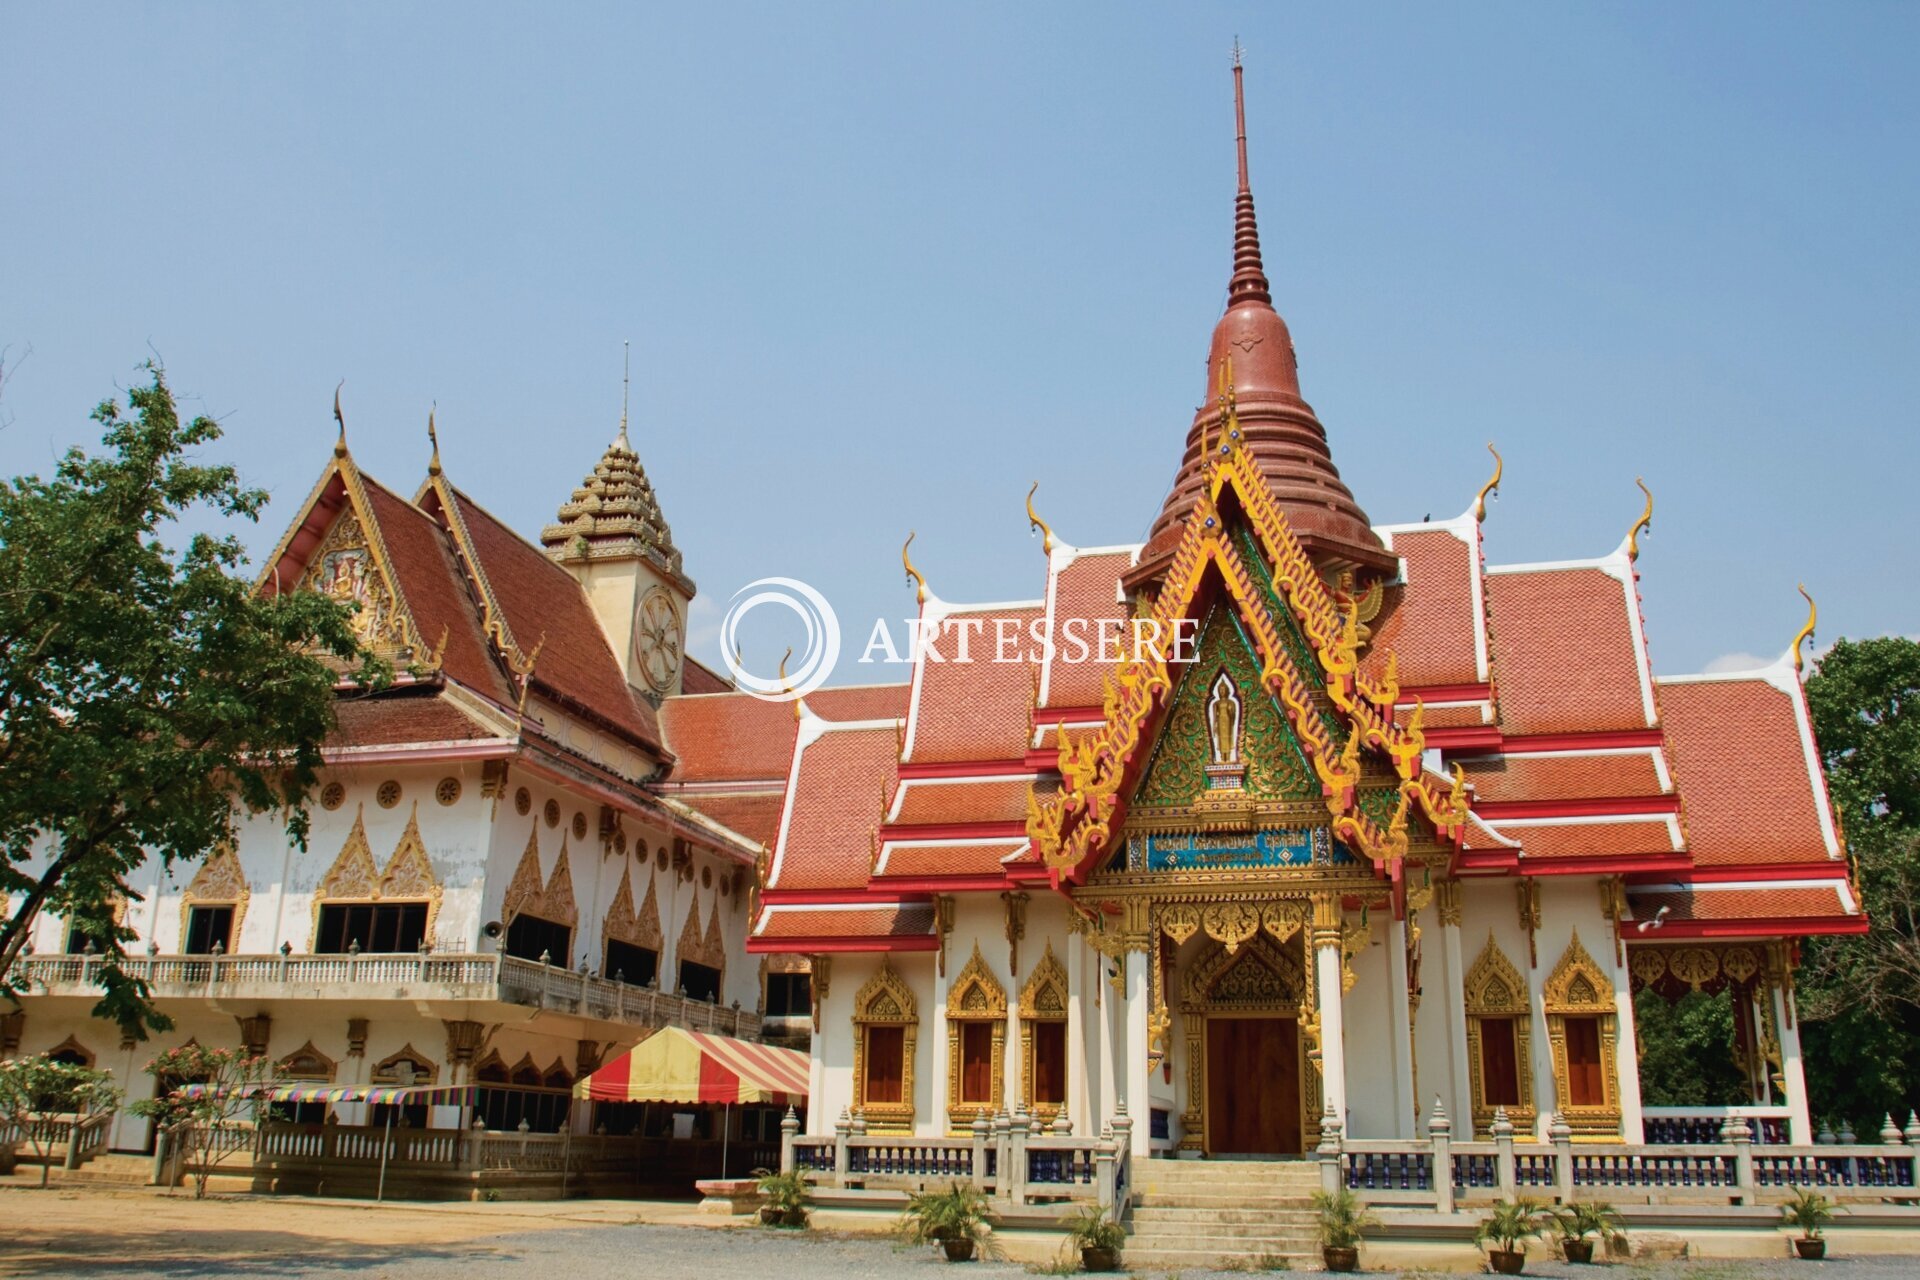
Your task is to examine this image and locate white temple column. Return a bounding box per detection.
[1312,892,1348,1126]
[1776,980,1813,1145]
[930,952,952,1135]
[1125,948,1151,1158]
[1067,937,1089,1137]
[1096,943,1117,1128]
[1386,917,1417,1139]
[1437,884,1475,1135]
[1608,942,1646,1142]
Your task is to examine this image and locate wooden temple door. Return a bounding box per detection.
[1205,1017,1301,1155]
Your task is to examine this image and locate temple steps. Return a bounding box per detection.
[1124,1158,1322,1268]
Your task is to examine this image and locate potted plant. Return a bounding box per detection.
[1475,1197,1549,1275]
[1780,1186,1839,1260]
[1311,1187,1378,1274]
[901,1182,993,1262]
[753,1168,812,1227]
[1064,1203,1127,1273]
[1549,1200,1626,1264]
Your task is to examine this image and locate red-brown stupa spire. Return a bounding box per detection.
[1135,49,1392,581]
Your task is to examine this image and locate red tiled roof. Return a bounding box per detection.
[356,479,513,706]
[1040,552,1134,711]
[659,685,908,785]
[442,486,662,751]
[890,776,1047,827]
[676,792,785,848]
[769,722,900,893]
[906,606,1044,764]
[327,691,498,749]
[1367,523,1483,688]
[1485,564,1653,736]
[875,840,1029,879]
[1659,672,1840,867]
[681,657,733,695]
[1402,702,1492,730]
[1460,751,1668,803]
[1627,883,1858,927]
[753,902,937,941]
[1488,817,1680,861]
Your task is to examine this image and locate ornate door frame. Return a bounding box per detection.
[1175,928,1316,1155]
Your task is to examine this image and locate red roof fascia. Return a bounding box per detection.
[1023,749,1066,770]
[1473,797,1681,820]
[1035,705,1105,725]
[872,875,1018,893]
[760,889,932,906]
[1502,729,1666,753]
[896,758,1038,779]
[879,821,1027,842]
[1520,852,1694,877]
[747,935,941,954]
[1456,850,1522,874]
[1396,683,1492,705]
[1428,727,1504,751]
[1649,916,1869,940]
[1626,863,1850,885]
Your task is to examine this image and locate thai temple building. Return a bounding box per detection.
[4,60,1864,1196]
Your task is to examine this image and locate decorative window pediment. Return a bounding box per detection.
[501,828,575,928]
[1019,942,1070,1122]
[372,1044,438,1085]
[1544,931,1622,1139]
[602,867,664,952]
[1544,931,1615,1014]
[280,1041,336,1082]
[946,945,1007,1124]
[853,959,918,1131]
[1464,932,1536,1135]
[180,844,250,951]
[310,803,445,948]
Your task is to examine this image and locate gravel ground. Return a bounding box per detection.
[10,1218,1920,1280]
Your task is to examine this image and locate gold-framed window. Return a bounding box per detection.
[1464,932,1536,1135]
[946,945,1006,1128]
[1543,931,1622,1138]
[852,960,918,1131]
[1019,942,1070,1124]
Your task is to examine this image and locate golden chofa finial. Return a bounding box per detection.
[1026,482,1055,555]
[333,380,348,457]
[777,646,799,719]
[1473,443,1503,523]
[1791,584,1818,673]
[1626,478,1654,561]
[902,531,928,604]
[426,404,441,477]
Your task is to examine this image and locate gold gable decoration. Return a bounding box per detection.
[703,898,727,971]
[501,829,575,929]
[602,867,665,953]
[543,837,579,928]
[946,944,1008,1126]
[296,507,416,657]
[179,844,250,951]
[1464,932,1536,1135]
[1544,931,1623,1139]
[308,803,445,948]
[852,959,919,1131]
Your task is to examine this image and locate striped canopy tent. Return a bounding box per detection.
[175,1082,473,1106]
[574,1026,809,1106]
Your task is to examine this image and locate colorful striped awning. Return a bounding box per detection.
[175,1082,474,1106]
[573,1026,809,1106]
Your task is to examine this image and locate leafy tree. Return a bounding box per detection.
[1630,989,1747,1107]
[129,1043,282,1198]
[0,363,381,1039]
[1800,636,1920,1124]
[0,1053,121,1186]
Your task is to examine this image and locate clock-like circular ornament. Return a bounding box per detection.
[633,586,682,692]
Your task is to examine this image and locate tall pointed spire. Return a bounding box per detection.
[1228,39,1271,309]
[614,339,633,453]
[1133,52,1392,582]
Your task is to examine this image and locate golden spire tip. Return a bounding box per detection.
[1473,442,1503,523]
[1026,482,1055,555]
[426,404,441,477]
[902,531,929,605]
[1626,478,1654,562]
[1791,584,1818,673]
[333,380,348,457]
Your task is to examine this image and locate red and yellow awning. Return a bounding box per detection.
[574,1026,809,1106]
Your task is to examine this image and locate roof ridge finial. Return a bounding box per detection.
[616,339,632,451]
[333,380,348,458]
[1228,43,1271,308]
[426,403,441,477]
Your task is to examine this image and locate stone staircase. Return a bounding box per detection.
[1123,1158,1323,1271]
[7,1152,154,1187]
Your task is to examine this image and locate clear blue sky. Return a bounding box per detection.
[4,4,1916,686]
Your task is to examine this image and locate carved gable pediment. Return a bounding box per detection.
[947,943,1007,1020]
[1545,930,1614,1014]
[853,959,916,1025]
[502,830,545,924]
[1466,932,1530,1015]
[1018,942,1069,1020]
[316,807,380,901]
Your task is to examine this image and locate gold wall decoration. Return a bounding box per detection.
[601,866,664,960]
[1002,890,1029,977]
[1159,903,1201,945]
[1261,899,1309,944]
[1463,932,1536,1135]
[501,828,577,932]
[1517,880,1542,967]
[308,803,444,949]
[1177,933,1316,1154]
[810,954,832,1032]
[1201,901,1261,954]
[1340,917,1370,994]
[1542,931,1622,1139]
[852,960,918,1131]
[179,843,250,952]
[946,944,1008,1127]
[1435,878,1463,928]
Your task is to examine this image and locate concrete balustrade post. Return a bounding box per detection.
[1317,1104,1345,1197]
[1008,1106,1029,1206]
[1111,1096,1133,1160]
[1493,1108,1516,1199]
[971,1110,990,1186]
[1095,1127,1117,1209]
[1549,1113,1574,1204]
[780,1106,800,1174]
[833,1108,852,1184]
[1905,1112,1920,1190]
[1725,1115,1755,1202]
[1429,1097,1455,1214]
